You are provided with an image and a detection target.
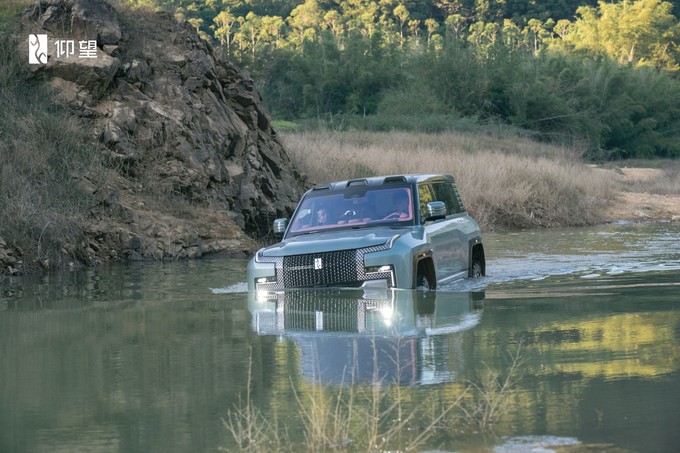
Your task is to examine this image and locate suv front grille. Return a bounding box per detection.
[283,250,357,287]
[256,242,395,290]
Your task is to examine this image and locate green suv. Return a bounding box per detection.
[247,174,485,291]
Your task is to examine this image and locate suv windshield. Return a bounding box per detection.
[288,186,414,235]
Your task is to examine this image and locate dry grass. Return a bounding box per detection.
[0,29,104,271]
[222,343,525,452]
[222,352,289,453]
[224,382,461,452]
[459,342,525,431]
[615,163,680,195]
[221,341,454,452]
[281,131,616,231]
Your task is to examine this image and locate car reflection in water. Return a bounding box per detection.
[248,288,484,386]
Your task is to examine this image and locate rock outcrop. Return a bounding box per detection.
[8,0,306,270]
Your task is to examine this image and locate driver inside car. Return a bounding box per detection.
[385,190,411,220]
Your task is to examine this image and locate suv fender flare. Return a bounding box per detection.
[413,250,436,289]
[468,238,486,277]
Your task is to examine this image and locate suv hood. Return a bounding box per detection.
[261,229,405,257]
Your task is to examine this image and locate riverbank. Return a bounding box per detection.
[595,166,680,223]
[281,131,679,231]
[3,124,677,279]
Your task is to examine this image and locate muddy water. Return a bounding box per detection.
[0,222,679,452]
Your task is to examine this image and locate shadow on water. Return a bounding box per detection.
[248,287,485,386]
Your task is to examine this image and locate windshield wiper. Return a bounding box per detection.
[293,230,322,236]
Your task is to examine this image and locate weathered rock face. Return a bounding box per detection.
[12,0,307,268]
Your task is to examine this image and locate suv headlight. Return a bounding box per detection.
[365,265,394,273]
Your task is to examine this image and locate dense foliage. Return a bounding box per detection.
[123,0,680,158]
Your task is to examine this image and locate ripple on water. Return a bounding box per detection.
[493,435,581,452]
[481,223,680,287]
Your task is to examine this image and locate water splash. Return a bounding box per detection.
[210,282,247,293]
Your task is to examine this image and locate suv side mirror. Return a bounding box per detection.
[426,201,446,221]
[273,218,288,236]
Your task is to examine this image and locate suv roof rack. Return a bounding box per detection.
[346,178,368,187]
[383,175,407,184]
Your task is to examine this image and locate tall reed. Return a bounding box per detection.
[281,131,616,231]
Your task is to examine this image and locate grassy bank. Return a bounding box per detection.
[281,130,616,232]
[0,23,102,271]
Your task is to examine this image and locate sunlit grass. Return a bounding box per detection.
[281,130,616,231]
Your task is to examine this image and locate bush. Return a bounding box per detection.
[265,35,680,160]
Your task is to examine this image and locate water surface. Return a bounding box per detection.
[1,222,679,452]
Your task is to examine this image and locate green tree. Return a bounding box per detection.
[559,0,680,70]
[126,0,680,159]
[435,0,471,16]
[501,18,521,49]
[260,15,286,49]
[394,4,410,46]
[445,13,467,40]
[342,0,380,38]
[408,18,421,39]
[213,9,237,52]
[234,12,262,60]
[468,20,500,55]
[188,16,203,33]
[425,17,439,45]
[553,18,571,39]
[322,10,344,38]
[524,18,544,53]
[288,0,323,48]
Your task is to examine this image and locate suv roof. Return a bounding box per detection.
[311,174,454,193]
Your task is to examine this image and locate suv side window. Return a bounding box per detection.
[431,182,465,215]
[417,183,435,220]
[451,182,466,213]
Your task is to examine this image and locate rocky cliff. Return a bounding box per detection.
[4,0,306,272]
